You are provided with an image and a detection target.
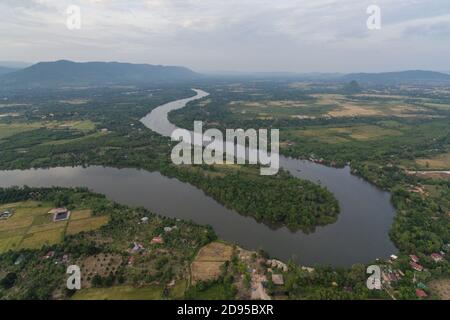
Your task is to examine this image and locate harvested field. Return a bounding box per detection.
[328,104,381,117]
[407,171,450,180]
[66,216,109,235]
[70,209,92,221]
[428,279,450,300]
[190,242,233,285]
[415,152,450,170]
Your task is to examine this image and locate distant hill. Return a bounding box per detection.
[342,70,450,85]
[0,60,201,88]
[0,66,18,76]
[0,61,31,69]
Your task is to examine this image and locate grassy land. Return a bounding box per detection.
[71,285,164,300]
[415,152,450,170]
[185,282,236,300]
[191,242,233,285]
[0,201,107,253]
[42,132,106,146]
[72,280,188,300]
[283,124,403,145]
[43,120,96,132]
[169,280,187,300]
[66,216,109,235]
[427,279,450,300]
[0,120,95,140]
[225,93,440,120]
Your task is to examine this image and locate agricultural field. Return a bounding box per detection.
[282,124,403,145]
[0,201,107,253]
[66,215,109,235]
[80,253,122,288]
[41,132,106,146]
[0,120,95,139]
[41,120,96,132]
[427,279,450,300]
[227,99,332,120]
[0,123,41,139]
[224,92,445,121]
[71,285,163,300]
[190,242,233,285]
[415,152,450,170]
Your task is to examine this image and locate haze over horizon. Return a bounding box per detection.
[1,0,450,73]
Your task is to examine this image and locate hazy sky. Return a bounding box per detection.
[1,0,449,72]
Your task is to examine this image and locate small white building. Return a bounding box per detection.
[164,226,177,233]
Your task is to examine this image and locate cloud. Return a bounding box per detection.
[0,0,449,72]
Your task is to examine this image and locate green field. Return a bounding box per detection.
[185,282,236,300]
[0,123,41,139]
[42,132,105,146]
[66,215,109,235]
[0,201,107,253]
[71,285,164,300]
[225,93,440,120]
[168,280,187,300]
[283,125,403,145]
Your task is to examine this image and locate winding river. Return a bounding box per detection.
[0,89,397,266]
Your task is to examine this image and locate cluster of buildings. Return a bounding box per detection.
[139,216,178,245]
[409,252,444,272]
[381,267,404,285]
[127,219,179,266]
[42,251,70,264]
[409,255,424,272]
[249,258,289,300]
[382,251,447,299]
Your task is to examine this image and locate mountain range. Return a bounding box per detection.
[1,60,449,89]
[0,60,201,89]
[342,70,450,85]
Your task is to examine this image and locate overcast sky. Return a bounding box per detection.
[1,0,449,73]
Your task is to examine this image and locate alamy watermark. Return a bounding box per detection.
[66,265,81,290]
[64,4,381,31]
[171,121,279,175]
[367,4,381,30]
[366,265,382,290]
[66,5,81,30]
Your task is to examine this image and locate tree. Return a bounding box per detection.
[0,272,17,289]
